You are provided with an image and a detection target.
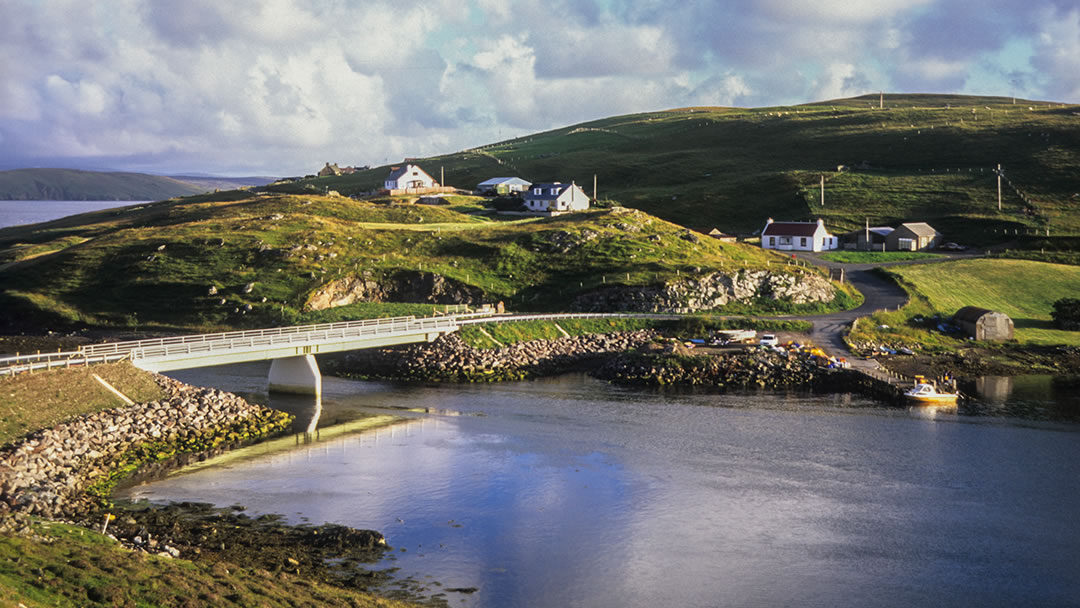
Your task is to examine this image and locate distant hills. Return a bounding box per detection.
[269,93,1080,241]
[0,168,276,201]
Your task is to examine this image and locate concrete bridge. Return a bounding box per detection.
[0,314,493,396]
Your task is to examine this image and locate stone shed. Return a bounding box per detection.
[954,306,1014,341]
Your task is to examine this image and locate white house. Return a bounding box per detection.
[760,218,838,252]
[522,182,590,215]
[384,164,437,191]
[478,177,532,195]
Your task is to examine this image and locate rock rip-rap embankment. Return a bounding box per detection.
[341,330,659,381]
[0,375,292,520]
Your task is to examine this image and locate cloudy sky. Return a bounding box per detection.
[2,0,1078,176]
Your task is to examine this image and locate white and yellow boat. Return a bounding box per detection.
[903,379,959,405]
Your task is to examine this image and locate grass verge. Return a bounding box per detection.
[0,362,164,447]
[849,259,1080,348]
[0,520,415,608]
[819,251,944,263]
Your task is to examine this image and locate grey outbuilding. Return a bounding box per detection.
[954,306,1014,341]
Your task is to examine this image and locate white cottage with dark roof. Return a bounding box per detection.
[522,182,590,215]
[478,177,532,195]
[760,218,838,252]
[384,164,437,191]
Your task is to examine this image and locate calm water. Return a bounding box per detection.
[117,364,1080,607]
[0,200,146,229]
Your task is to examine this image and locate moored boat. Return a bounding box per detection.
[904,379,959,405]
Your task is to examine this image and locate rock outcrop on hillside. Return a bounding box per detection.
[307,271,485,310]
[309,268,836,313]
[571,270,835,313]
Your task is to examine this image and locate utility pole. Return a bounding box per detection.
[865,217,870,251]
[997,163,1002,211]
[440,166,444,187]
[593,174,598,201]
[879,91,884,109]
[820,175,825,206]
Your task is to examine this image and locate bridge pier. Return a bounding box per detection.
[268,355,322,397]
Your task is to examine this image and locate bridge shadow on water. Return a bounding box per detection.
[255,392,323,435]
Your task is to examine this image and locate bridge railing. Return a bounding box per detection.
[1,312,496,376]
[80,314,483,361]
[0,351,131,376]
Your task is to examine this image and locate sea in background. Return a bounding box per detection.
[0,200,147,229]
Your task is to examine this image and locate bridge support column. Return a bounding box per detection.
[268,355,322,397]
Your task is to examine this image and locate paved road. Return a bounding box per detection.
[782,250,986,371]
[783,251,979,370]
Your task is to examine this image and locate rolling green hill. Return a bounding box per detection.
[0,168,208,201]
[0,168,274,201]
[0,191,835,331]
[270,94,1080,245]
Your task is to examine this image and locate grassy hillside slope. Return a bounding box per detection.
[0,168,209,201]
[0,191,813,331]
[269,94,1080,244]
[852,259,1080,348]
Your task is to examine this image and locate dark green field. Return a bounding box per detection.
[270,94,1080,246]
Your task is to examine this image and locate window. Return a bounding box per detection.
[898,238,913,250]
[800,237,807,247]
[769,237,775,246]
[779,236,792,245]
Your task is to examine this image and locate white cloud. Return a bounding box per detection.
[0,0,1075,175]
[1032,6,1080,100]
[812,63,869,101]
[756,0,934,24]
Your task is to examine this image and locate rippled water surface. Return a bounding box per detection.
[118,364,1080,607]
[0,200,145,228]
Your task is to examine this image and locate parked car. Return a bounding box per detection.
[939,242,967,251]
[758,334,778,347]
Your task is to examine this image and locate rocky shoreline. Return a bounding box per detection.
[0,372,407,598]
[0,374,294,521]
[593,347,831,388]
[336,329,857,394]
[338,329,660,381]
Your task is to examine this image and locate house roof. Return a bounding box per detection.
[526,182,580,200]
[842,227,893,237]
[762,221,822,237]
[898,222,940,237]
[478,177,531,187]
[954,306,996,323]
[386,164,431,181]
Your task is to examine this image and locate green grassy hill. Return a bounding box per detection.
[0,191,818,331]
[850,258,1080,348]
[0,168,220,201]
[270,94,1080,246]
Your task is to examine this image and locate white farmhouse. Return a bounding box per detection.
[760,218,838,252]
[384,164,437,191]
[478,177,532,195]
[522,182,590,215]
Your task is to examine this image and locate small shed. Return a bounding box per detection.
[708,228,737,242]
[886,222,942,251]
[954,306,1014,341]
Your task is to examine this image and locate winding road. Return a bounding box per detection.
[790,251,980,372]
